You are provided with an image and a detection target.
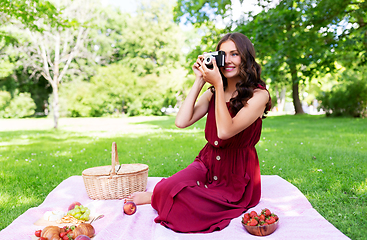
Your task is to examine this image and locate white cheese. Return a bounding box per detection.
[43,211,66,222]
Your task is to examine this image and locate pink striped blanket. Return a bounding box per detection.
[1,175,349,239]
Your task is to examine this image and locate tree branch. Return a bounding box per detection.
[58,27,88,82]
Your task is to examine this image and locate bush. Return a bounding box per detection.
[57,64,188,117]
[0,91,12,118]
[127,74,165,116]
[58,80,94,117]
[0,91,11,110]
[2,92,36,118]
[318,71,367,118]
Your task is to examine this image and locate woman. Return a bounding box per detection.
[128,32,271,233]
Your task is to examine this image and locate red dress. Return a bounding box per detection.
[151,91,266,233]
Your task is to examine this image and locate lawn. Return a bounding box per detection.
[0,115,366,239]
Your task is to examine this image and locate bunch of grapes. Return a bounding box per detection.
[67,205,90,221]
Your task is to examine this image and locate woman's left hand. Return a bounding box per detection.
[198,58,223,89]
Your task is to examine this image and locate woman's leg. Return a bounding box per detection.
[126,192,153,205]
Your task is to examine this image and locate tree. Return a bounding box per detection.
[0,0,63,91]
[239,0,341,114]
[14,0,100,128]
[118,0,185,76]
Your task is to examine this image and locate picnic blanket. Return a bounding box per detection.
[1,175,349,240]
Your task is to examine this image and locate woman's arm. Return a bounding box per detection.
[175,81,212,128]
[175,57,213,128]
[215,89,269,139]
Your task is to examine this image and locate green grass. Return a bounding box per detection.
[0,115,366,239]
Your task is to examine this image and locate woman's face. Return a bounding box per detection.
[219,40,242,81]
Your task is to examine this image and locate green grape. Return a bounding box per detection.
[80,214,88,221]
[68,206,91,220]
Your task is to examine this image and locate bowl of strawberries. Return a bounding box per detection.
[241,208,279,236]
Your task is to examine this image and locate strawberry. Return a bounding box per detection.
[259,214,266,221]
[35,230,42,237]
[242,213,250,223]
[249,211,257,218]
[273,214,279,221]
[262,208,271,217]
[265,216,276,224]
[249,218,258,226]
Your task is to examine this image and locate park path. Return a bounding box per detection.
[0,116,165,134]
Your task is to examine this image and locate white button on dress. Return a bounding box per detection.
[197,181,200,186]
[213,176,218,181]
[214,141,218,146]
[216,156,221,161]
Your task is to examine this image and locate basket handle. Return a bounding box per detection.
[111,142,120,176]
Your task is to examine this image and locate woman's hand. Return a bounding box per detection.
[192,55,204,79]
[198,58,223,89]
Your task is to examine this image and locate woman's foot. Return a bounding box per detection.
[126,192,153,205]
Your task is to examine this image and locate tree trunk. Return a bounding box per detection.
[289,63,304,114]
[52,82,60,129]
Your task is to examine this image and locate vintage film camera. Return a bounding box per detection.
[203,50,225,68]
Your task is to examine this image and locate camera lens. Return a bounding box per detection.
[204,56,212,65]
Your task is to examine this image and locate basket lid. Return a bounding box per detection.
[82,163,149,176]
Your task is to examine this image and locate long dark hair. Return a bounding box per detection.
[211,32,271,116]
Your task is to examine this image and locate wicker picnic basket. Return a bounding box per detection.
[82,142,149,200]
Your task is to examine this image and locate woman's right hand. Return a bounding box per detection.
[192,55,205,81]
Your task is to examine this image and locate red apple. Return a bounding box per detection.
[75,235,91,240]
[68,201,82,211]
[123,201,137,215]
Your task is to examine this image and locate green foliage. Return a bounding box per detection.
[88,64,137,116]
[0,92,36,118]
[0,58,14,79]
[174,0,232,25]
[0,0,63,32]
[127,67,188,116]
[86,6,128,65]
[58,80,93,117]
[0,91,11,111]
[312,0,367,66]
[318,68,367,117]
[118,0,185,76]
[0,0,69,49]
[59,64,188,117]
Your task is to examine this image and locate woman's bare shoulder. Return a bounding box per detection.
[201,88,214,102]
[247,88,269,106]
